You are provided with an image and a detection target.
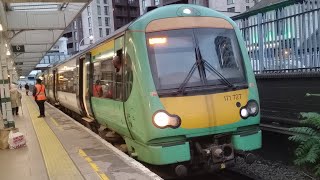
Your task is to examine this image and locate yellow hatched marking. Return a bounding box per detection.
[25,97,84,180]
[78,149,110,180]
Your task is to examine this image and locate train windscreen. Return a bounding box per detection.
[147,28,246,91]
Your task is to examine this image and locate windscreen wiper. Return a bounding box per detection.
[176,60,199,95]
[201,59,234,88]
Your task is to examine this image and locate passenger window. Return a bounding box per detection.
[57,71,76,93]
[215,36,238,69]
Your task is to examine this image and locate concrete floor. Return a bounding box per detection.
[0,92,161,180]
[0,95,48,180]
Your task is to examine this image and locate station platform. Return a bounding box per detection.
[0,93,162,180]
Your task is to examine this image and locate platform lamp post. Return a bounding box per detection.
[0,34,15,128]
[78,35,94,52]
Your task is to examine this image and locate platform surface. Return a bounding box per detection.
[0,92,161,180]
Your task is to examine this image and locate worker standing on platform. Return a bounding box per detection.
[10,84,22,116]
[33,78,46,118]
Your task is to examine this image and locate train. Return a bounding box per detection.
[39,4,261,177]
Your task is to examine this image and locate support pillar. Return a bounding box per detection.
[0,32,14,128]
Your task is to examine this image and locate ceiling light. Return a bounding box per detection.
[6,49,11,56]
[0,24,3,31]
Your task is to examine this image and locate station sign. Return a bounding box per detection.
[11,45,25,53]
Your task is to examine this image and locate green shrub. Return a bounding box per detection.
[289,112,320,176]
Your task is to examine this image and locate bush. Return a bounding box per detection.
[289,112,320,176]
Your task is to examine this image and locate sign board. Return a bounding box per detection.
[11,45,25,53]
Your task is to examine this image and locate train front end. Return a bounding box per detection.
[125,5,261,175]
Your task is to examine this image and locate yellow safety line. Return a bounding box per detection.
[78,149,110,180]
[25,97,84,180]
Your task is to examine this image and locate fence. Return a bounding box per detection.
[234,0,320,73]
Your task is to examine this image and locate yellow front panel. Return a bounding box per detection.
[211,89,248,126]
[160,89,249,129]
[160,95,210,129]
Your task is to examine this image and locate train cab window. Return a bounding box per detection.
[123,54,133,101]
[113,49,123,101]
[93,57,114,98]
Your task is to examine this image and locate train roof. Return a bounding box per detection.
[50,4,236,69]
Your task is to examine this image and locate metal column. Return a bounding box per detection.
[0,33,14,128]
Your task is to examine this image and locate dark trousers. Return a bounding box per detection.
[26,90,29,95]
[36,100,45,116]
[12,107,18,115]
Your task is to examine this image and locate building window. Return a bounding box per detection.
[88,17,92,27]
[74,31,78,40]
[99,28,103,37]
[96,0,100,4]
[90,39,93,44]
[246,6,250,10]
[97,5,101,15]
[89,28,92,35]
[106,28,110,36]
[103,0,108,4]
[246,0,250,3]
[154,0,160,5]
[73,21,77,29]
[227,0,234,5]
[67,43,73,49]
[227,7,235,12]
[98,17,102,26]
[105,17,109,26]
[87,6,91,16]
[104,6,109,15]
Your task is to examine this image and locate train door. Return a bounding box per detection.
[112,36,132,137]
[53,69,57,102]
[82,53,94,117]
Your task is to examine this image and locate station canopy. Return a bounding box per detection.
[1,0,90,76]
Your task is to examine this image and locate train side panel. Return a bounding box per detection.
[56,58,81,115]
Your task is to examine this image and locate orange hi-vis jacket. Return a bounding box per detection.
[34,84,46,101]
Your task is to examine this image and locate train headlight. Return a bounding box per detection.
[240,100,259,119]
[247,100,259,116]
[240,108,249,119]
[152,110,181,129]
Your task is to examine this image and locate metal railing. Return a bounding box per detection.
[234,0,320,74]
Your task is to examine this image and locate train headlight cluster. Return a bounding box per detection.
[240,100,259,119]
[153,110,181,129]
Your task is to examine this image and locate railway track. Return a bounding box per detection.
[169,169,255,180]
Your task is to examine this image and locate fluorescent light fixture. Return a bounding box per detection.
[149,37,167,45]
[0,24,3,31]
[5,43,7,47]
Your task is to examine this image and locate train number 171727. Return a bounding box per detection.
[224,94,242,101]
